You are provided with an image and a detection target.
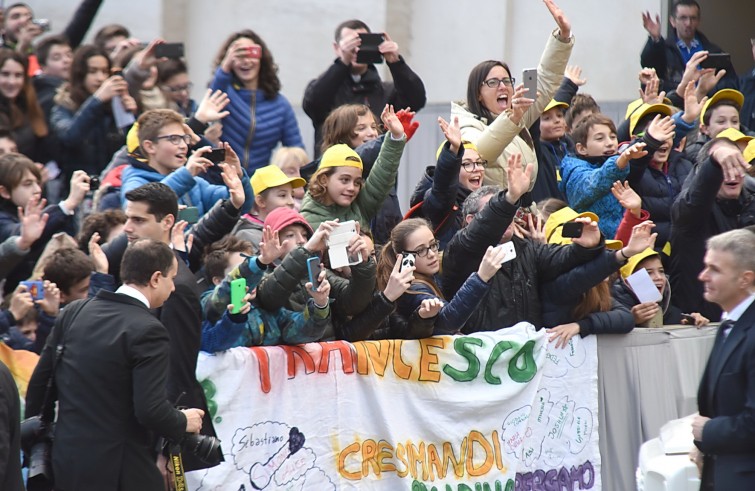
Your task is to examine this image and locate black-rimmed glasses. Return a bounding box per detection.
[482,77,515,89]
[461,159,488,172]
[155,134,192,145]
[403,240,440,258]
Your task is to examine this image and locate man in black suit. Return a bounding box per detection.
[692,229,755,490]
[0,360,23,491]
[25,239,205,491]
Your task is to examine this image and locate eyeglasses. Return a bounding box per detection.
[461,159,488,172]
[162,82,193,93]
[403,240,440,258]
[154,134,192,145]
[482,77,515,89]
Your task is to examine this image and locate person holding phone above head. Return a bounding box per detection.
[210,29,304,172]
[303,19,426,157]
[376,217,508,335]
[200,235,332,351]
[451,0,574,199]
[640,0,737,96]
[51,45,137,180]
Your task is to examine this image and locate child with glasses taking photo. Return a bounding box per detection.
[376,218,509,335]
[407,116,488,249]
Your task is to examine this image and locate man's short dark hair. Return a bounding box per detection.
[124,183,178,222]
[121,239,175,286]
[43,248,94,295]
[334,19,370,42]
[672,0,701,18]
[35,35,70,67]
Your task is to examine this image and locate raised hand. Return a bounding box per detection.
[696,67,726,100]
[88,232,110,274]
[616,142,648,169]
[505,153,534,205]
[186,146,214,177]
[646,115,676,142]
[307,274,331,307]
[383,255,415,302]
[611,180,642,216]
[36,280,61,316]
[520,212,546,244]
[9,284,34,321]
[543,0,571,41]
[219,162,245,209]
[396,108,420,141]
[195,89,231,124]
[509,84,535,125]
[564,65,586,86]
[571,217,601,248]
[710,142,751,182]
[418,298,444,319]
[381,104,405,139]
[638,74,666,105]
[336,30,361,67]
[134,38,165,70]
[438,116,461,154]
[170,220,191,254]
[631,301,660,325]
[62,170,90,211]
[641,11,662,40]
[17,196,48,250]
[623,221,658,256]
[378,32,400,63]
[258,226,284,264]
[305,220,339,253]
[93,75,129,103]
[477,245,509,282]
[682,80,708,124]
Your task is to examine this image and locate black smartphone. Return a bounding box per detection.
[110,68,123,77]
[177,206,199,224]
[561,222,584,239]
[206,148,226,164]
[88,175,100,191]
[154,42,185,59]
[356,33,385,65]
[699,53,730,70]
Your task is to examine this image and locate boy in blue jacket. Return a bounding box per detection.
[200,235,332,352]
[121,109,254,216]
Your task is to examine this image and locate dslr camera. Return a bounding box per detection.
[20,415,54,485]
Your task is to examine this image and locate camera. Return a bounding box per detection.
[179,433,223,465]
[88,175,100,191]
[20,416,54,484]
[32,19,51,32]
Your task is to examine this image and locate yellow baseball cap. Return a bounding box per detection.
[319,144,363,171]
[250,165,306,195]
[744,139,755,164]
[620,247,659,279]
[625,97,674,120]
[700,89,744,124]
[127,122,140,154]
[544,99,569,113]
[628,103,672,136]
[435,139,479,160]
[545,207,623,250]
[716,127,754,145]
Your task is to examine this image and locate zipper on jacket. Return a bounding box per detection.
[243,91,257,168]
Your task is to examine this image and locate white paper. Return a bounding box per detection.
[626,268,663,303]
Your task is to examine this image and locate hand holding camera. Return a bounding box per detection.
[181,408,205,433]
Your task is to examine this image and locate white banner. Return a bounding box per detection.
[188,323,601,491]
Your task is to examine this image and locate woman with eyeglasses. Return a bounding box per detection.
[407,116,487,249]
[51,44,138,179]
[449,0,574,195]
[376,218,509,335]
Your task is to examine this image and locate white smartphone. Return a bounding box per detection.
[400,253,415,272]
[499,242,517,265]
[522,68,537,99]
[327,220,362,268]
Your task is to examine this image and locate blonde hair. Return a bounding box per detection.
[271,147,308,171]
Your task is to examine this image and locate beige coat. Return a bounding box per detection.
[451,29,574,191]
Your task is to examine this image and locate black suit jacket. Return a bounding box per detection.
[696,300,755,490]
[25,291,186,491]
[0,361,23,491]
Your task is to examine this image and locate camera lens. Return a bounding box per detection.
[182,434,222,465]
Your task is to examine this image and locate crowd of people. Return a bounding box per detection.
[0,0,754,489]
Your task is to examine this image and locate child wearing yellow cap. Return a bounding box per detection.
[300,104,406,233]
